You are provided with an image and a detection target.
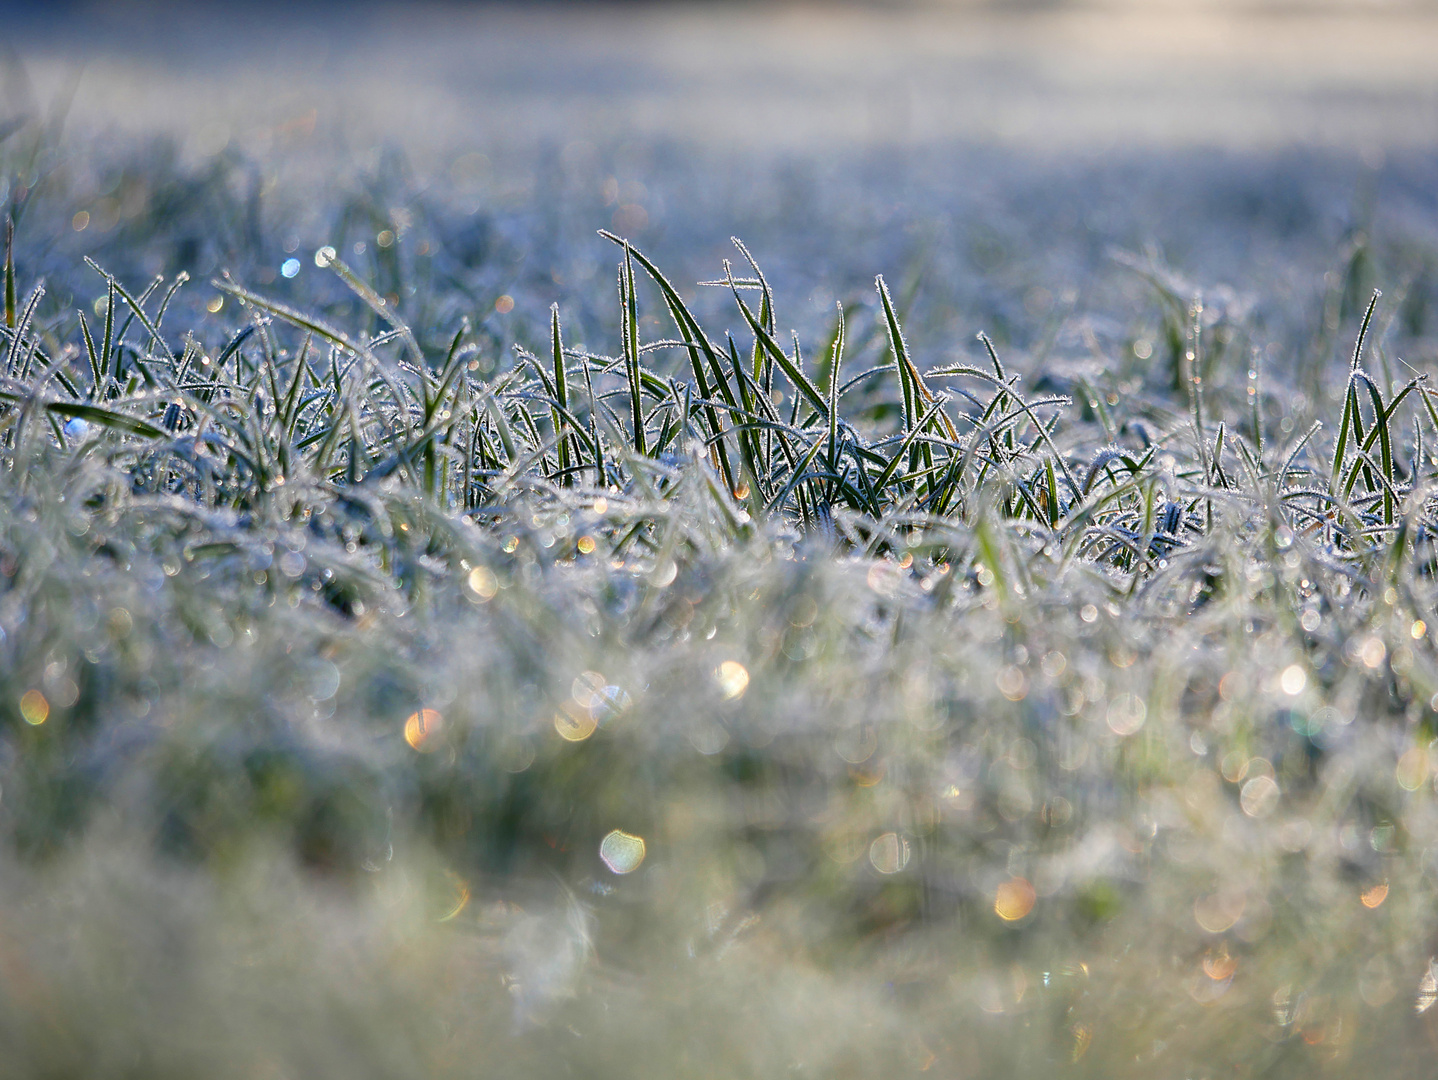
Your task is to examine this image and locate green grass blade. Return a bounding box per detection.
[551,304,573,486]
[42,400,166,439]
[729,280,828,420]
[3,216,13,331]
[620,245,646,457]
[1351,289,1380,371]
[78,310,102,397]
[86,259,169,361]
[100,278,116,393]
[827,302,845,475]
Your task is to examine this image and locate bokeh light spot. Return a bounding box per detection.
[994,877,1036,921]
[1240,775,1280,817]
[1203,944,1237,981]
[19,690,49,726]
[403,708,443,752]
[467,565,498,600]
[869,832,910,874]
[1106,693,1146,736]
[717,661,749,700]
[1358,636,1387,668]
[600,829,646,873]
[1397,747,1429,791]
[572,671,607,709]
[554,701,598,742]
[1194,890,1245,933]
[996,665,1027,701]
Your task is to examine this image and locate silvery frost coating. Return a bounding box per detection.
[3,14,1438,1073]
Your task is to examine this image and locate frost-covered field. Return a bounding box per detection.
[5,3,1438,1077]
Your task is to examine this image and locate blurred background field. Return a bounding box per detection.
[10,0,1438,363]
[4,1,1438,1077]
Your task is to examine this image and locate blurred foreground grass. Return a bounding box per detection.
[4,110,1438,1079]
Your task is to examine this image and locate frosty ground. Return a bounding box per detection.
[3,2,1438,1077]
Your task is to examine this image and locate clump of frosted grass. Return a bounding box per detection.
[1,127,1438,1076]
